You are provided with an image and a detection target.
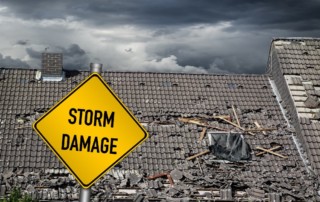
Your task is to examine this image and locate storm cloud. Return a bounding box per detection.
[2,0,320,30]
[0,53,30,68]
[16,40,29,46]
[0,0,319,73]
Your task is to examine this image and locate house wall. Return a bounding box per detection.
[268,44,314,173]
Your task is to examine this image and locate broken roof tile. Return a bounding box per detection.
[0,65,317,200]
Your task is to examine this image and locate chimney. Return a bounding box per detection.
[41,52,64,81]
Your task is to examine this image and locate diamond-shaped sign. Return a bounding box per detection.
[33,73,149,188]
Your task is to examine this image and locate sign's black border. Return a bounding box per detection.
[33,73,149,188]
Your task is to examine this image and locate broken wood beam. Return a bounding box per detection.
[254,121,266,135]
[212,115,231,121]
[147,173,168,180]
[216,117,255,135]
[147,172,174,186]
[178,117,203,125]
[186,150,210,161]
[199,128,207,141]
[178,117,226,131]
[256,146,288,159]
[232,105,241,127]
[245,128,277,132]
[166,174,174,186]
[256,146,281,156]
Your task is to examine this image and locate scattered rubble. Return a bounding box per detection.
[304,95,320,108]
[0,84,318,200]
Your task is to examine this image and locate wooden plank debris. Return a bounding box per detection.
[216,117,255,136]
[199,128,207,141]
[147,173,168,180]
[254,121,266,135]
[212,115,231,121]
[256,146,281,156]
[147,172,174,186]
[178,118,226,131]
[232,105,241,126]
[256,146,288,159]
[166,174,174,186]
[186,150,210,161]
[245,128,277,132]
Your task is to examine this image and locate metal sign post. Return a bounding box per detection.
[79,63,102,202]
[33,62,148,200]
[80,188,91,202]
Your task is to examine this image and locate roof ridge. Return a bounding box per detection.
[272,37,320,41]
[0,67,267,77]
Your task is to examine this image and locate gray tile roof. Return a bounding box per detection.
[268,37,320,179]
[0,68,316,201]
[273,39,320,83]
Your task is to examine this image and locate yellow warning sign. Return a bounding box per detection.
[33,73,149,188]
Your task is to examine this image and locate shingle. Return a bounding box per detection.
[271,38,320,178]
[303,96,320,108]
[0,66,318,200]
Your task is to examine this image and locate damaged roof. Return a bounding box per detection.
[268,37,320,180]
[0,67,317,201]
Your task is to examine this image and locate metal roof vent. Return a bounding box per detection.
[41,52,64,81]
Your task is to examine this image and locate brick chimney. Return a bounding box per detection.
[41,52,64,81]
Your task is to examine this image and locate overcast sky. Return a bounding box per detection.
[0,0,319,74]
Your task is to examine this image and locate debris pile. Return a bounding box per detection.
[0,170,79,201]
[0,162,316,201]
[0,105,318,201]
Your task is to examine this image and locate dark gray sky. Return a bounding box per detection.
[0,0,319,74]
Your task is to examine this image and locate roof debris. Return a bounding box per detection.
[1,63,320,200]
[256,145,282,156]
[256,146,288,159]
[216,116,255,135]
[198,127,207,142]
[147,172,174,186]
[304,95,320,108]
[232,105,241,126]
[186,150,210,161]
[178,117,226,131]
